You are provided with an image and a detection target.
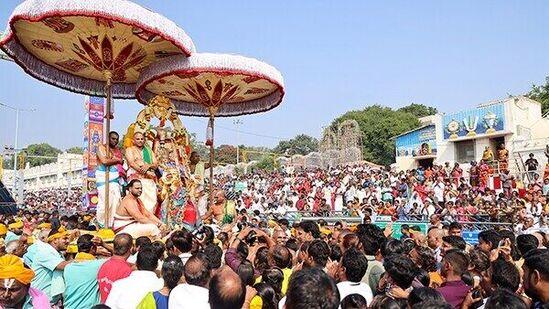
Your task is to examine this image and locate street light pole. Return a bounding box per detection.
[0,102,36,202]
[234,119,243,164]
[13,109,19,188]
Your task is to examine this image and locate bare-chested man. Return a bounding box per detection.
[125,132,158,213]
[112,179,166,238]
[202,190,226,223]
[95,131,125,227]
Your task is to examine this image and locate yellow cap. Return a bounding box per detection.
[37,223,52,230]
[66,244,78,254]
[320,228,332,236]
[27,236,35,245]
[8,221,23,230]
[0,224,7,236]
[97,229,115,242]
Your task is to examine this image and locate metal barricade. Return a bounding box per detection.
[300,216,363,224]
[458,221,513,231]
[284,211,513,231]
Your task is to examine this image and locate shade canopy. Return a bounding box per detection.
[0,0,196,98]
[136,53,284,117]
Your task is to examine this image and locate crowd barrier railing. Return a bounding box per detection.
[285,211,511,222]
[284,211,514,231]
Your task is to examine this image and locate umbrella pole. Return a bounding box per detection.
[208,115,215,211]
[103,71,112,228]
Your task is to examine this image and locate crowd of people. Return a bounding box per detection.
[0,199,548,308]
[1,137,547,308]
[213,160,548,233]
[19,135,549,236]
[22,188,83,215]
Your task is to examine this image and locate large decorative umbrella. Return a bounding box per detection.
[0,0,196,226]
[136,53,284,210]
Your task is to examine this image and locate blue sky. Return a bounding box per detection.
[1,1,548,151]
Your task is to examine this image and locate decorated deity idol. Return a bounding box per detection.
[123,95,201,230]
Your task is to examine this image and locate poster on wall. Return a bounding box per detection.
[443,103,505,140]
[82,96,104,210]
[395,125,437,157]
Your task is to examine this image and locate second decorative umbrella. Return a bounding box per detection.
[136,53,285,210]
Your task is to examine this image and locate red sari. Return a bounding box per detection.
[414,184,428,202]
[451,167,462,186]
[479,163,490,188]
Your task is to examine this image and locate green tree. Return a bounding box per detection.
[397,103,438,118]
[6,143,62,168]
[215,144,237,164]
[251,155,276,171]
[274,134,319,155]
[66,146,84,154]
[331,105,421,166]
[2,155,13,170]
[527,76,549,116]
[240,145,274,162]
[188,133,209,160]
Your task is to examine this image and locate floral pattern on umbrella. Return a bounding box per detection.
[1,0,196,98]
[71,36,147,82]
[136,53,284,117]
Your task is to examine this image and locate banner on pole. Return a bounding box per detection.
[82,96,104,210]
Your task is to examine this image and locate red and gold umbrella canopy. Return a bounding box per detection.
[136,53,285,207]
[0,0,196,98]
[136,53,284,117]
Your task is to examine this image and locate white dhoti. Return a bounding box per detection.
[139,178,158,213]
[96,183,121,228]
[197,194,208,217]
[96,166,122,228]
[112,214,160,238]
[334,195,344,212]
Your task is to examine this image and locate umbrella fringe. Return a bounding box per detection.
[139,87,284,117]
[2,0,195,54]
[136,53,285,117]
[4,39,135,98]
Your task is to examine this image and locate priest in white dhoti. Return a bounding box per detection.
[112,179,166,238]
[125,132,158,213]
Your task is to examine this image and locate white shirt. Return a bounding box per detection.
[426,204,436,217]
[432,182,445,202]
[291,195,299,207]
[279,296,286,309]
[356,188,366,202]
[251,202,262,212]
[179,252,193,265]
[337,281,374,305]
[126,252,137,264]
[169,283,209,309]
[106,270,164,309]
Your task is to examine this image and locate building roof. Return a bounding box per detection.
[391,124,434,140]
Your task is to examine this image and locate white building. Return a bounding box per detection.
[2,153,84,195]
[394,96,549,176]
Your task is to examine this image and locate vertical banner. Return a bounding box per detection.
[82,96,104,210]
